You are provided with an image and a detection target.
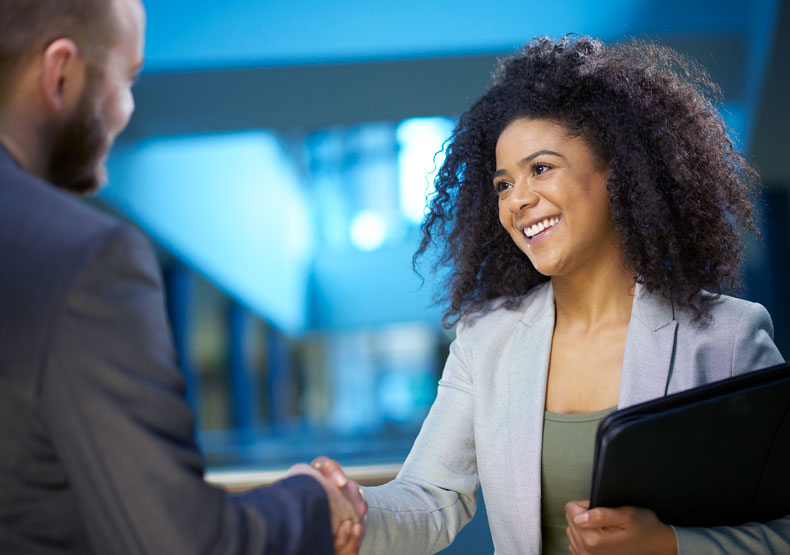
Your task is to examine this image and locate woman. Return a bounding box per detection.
[318,36,786,554]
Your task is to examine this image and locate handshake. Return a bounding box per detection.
[287,456,366,555]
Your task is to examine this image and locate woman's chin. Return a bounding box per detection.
[527,256,562,278]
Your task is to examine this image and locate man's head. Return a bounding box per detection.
[0,0,145,192]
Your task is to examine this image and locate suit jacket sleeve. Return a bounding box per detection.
[672,301,789,554]
[39,224,332,555]
[360,321,479,555]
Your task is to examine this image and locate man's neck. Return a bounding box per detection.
[0,129,48,179]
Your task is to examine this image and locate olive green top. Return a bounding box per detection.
[540,406,617,555]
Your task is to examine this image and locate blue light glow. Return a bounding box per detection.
[103,131,312,334]
[350,210,389,251]
[397,117,456,225]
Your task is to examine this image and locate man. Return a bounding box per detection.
[0,0,365,553]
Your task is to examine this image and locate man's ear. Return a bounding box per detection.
[39,38,87,116]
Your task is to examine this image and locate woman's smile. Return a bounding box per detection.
[523,215,562,240]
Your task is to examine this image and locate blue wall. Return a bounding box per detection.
[104,132,313,333]
[142,0,773,70]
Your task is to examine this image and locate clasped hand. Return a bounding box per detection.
[565,500,677,555]
[286,457,368,555]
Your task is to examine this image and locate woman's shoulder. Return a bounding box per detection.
[634,289,783,391]
[679,292,773,332]
[635,286,770,330]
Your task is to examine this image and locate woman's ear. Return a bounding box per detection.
[39,38,86,116]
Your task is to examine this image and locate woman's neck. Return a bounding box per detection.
[551,258,636,329]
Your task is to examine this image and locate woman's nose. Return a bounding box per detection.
[508,180,539,213]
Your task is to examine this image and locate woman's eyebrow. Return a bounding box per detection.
[493,150,565,177]
[520,149,564,165]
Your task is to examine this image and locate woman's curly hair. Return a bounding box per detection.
[416,36,761,327]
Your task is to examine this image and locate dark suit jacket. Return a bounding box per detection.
[0,144,332,554]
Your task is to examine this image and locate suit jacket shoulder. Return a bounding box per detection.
[0,146,132,400]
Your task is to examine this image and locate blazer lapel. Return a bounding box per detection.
[618,283,678,408]
[507,282,555,551]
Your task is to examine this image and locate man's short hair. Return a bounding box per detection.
[0,0,116,102]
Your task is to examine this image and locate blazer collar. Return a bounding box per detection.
[518,280,554,328]
[508,281,555,551]
[630,282,676,331]
[619,282,678,408]
[510,282,678,410]
[516,280,675,331]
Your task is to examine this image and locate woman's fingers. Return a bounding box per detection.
[312,456,348,488]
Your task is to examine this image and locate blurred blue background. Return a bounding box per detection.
[98,1,790,552]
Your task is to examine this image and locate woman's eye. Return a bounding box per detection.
[533,163,552,176]
[493,181,511,194]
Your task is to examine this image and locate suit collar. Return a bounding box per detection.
[0,140,34,182]
[0,140,19,169]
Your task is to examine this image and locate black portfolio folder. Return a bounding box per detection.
[590,362,790,527]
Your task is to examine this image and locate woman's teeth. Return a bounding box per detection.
[525,216,559,239]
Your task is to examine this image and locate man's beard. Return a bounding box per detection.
[46,88,110,195]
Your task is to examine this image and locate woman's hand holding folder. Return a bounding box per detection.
[565,500,677,555]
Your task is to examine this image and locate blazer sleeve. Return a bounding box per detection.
[38,224,332,555]
[673,301,788,554]
[360,322,479,555]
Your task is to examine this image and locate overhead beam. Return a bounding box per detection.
[119,34,747,143]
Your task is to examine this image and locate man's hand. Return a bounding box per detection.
[285,459,367,554]
[312,456,368,554]
[565,500,677,555]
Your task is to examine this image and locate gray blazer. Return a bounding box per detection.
[361,281,787,554]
